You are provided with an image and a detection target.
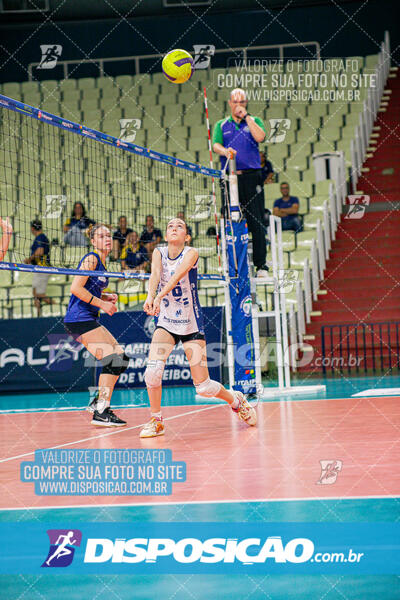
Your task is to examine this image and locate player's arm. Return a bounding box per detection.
[143,248,162,314]
[0,217,12,261]
[70,255,116,315]
[157,248,198,300]
[212,119,236,158]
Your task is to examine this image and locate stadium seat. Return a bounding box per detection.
[78,77,96,90]
[2,82,21,99]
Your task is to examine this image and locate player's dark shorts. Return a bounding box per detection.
[64,320,101,339]
[155,326,205,345]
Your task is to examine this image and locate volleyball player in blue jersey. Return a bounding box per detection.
[64,224,128,427]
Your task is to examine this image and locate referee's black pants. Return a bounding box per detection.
[237,169,267,270]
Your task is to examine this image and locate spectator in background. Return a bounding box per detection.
[112,215,133,260]
[64,201,95,246]
[24,219,53,316]
[273,182,303,232]
[176,210,192,244]
[260,151,274,185]
[213,88,269,277]
[120,231,149,272]
[140,215,162,260]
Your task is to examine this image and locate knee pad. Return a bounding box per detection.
[195,377,221,398]
[144,360,165,389]
[101,352,129,376]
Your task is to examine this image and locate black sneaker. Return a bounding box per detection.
[86,392,98,414]
[91,407,127,427]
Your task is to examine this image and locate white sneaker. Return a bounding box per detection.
[140,417,165,438]
[232,391,257,426]
[256,268,269,278]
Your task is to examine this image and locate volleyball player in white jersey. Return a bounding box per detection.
[141,217,257,438]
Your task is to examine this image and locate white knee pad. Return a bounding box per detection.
[195,377,221,398]
[144,360,165,389]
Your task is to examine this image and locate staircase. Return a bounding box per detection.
[300,68,400,373]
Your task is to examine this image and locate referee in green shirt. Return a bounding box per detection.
[213,88,269,277]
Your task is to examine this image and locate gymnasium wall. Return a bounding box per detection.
[0,0,396,84]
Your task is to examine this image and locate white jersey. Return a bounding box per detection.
[156,245,204,336]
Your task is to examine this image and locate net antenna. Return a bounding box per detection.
[221,153,239,284]
[202,86,221,272]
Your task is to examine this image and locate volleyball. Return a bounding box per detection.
[162,49,194,84]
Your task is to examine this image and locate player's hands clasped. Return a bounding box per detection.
[152,295,161,316]
[144,295,161,316]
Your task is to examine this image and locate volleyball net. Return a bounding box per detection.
[0,94,222,279]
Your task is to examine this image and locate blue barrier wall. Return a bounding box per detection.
[0,307,223,394]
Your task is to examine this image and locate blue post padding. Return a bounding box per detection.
[225,219,256,394]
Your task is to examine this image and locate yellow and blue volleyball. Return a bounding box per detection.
[162,49,194,84]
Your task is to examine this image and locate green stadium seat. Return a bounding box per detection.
[59,79,78,91]
[2,82,21,99]
[289,249,311,269]
[23,92,41,106]
[289,181,313,197]
[21,81,40,95]
[78,77,96,90]
[11,285,32,299]
[151,72,168,87]
[138,93,158,108]
[40,100,60,114]
[159,91,177,106]
[281,231,296,251]
[364,55,379,70]
[99,97,120,112]
[167,138,187,154]
[97,77,115,90]
[303,211,322,230]
[115,75,133,89]
[40,80,60,97]
[0,270,12,287]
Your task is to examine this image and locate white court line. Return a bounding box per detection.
[0,394,393,416]
[352,388,400,397]
[0,494,398,512]
[0,402,147,414]
[0,403,222,464]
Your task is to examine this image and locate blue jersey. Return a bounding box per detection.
[31,233,50,266]
[64,252,108,323]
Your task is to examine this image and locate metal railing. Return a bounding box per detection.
[28,41,321,81]
[321,321,400,374]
